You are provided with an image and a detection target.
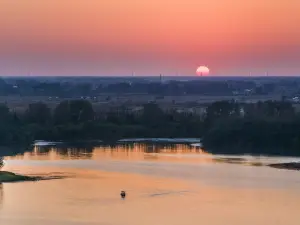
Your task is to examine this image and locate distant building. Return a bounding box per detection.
[175,107,207,117]
[292,97,300,103]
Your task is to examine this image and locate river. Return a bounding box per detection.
[1,143,300,225]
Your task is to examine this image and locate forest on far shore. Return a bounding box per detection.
[0,99,300,156]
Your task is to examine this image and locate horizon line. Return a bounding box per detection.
[1,75,300,78]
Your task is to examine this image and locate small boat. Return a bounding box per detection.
[120,191,126,199]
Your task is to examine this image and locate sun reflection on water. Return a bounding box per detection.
[6,143,213,164]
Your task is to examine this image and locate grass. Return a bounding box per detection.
[0,171,38,183]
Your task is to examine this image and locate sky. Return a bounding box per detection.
[0,0,300,76]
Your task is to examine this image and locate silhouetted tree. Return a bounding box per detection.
[69,100,94,123]
[205,100,240,123]
[53,100,70,124]
[25,102,51,124]
[54,100,94,124]
[0,104,10,122]
[142,103,164,126]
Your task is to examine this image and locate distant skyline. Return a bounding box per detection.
[1,0,300,76]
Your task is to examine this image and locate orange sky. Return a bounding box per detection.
[0,0,300,76]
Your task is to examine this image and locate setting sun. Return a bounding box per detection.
[196,66,210,76]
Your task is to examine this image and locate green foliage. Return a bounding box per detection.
[206,100,240,120]
[25,102,52,124]
[0,171,37,182]
[0,103,10,122]
[1,99,300,155]
[202,100,300,155]
[54,100,94,124]
[142,103,164,126]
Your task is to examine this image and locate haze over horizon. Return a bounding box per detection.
[1,0,300,76]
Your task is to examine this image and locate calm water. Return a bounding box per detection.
[1,143,300,225]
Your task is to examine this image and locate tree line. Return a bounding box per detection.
[0,78,284,97]
[0,99,300,155]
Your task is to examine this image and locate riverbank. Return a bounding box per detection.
[269,162,300,171]
[0,171,37,183]
[0,170,69,183]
